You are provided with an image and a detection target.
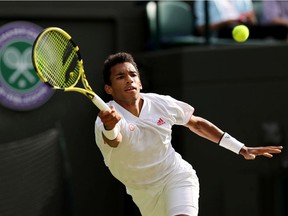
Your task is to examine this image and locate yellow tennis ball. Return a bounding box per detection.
[232,25,249,42]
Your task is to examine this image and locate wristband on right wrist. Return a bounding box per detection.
[219,132,244,154]
[102,124,120,140]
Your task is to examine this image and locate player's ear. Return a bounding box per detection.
[139,81,143,90]
[104,84,112,95]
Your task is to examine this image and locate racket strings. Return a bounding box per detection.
[35,31,81,88]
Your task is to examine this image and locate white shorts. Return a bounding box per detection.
[127,163,200,216]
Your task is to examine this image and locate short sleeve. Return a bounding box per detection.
[152,94,194,125]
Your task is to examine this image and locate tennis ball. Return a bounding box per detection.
[232,25,249,42]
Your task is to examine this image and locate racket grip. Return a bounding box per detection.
[91,94,110,111]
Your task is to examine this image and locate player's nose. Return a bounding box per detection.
[126,75,134,83]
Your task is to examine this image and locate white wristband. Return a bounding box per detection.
[102,124,120,140]
[219,132,244,154]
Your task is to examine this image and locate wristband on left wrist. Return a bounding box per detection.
[219,132,244,154]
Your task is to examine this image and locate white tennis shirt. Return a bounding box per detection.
[95,93,194,189]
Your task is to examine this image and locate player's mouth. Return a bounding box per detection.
[125,86,137,92]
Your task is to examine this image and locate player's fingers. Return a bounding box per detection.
[263,152,273,158]
[109,105,116,111]
[251,147,282,155]
[263,148,282,155]
[246,154,256,160]
[99,109,112,117]
[265,146,283,151]
[269,149,282,153]
[270,146,283,149]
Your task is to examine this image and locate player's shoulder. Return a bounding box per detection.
[141,93,176,105]
[141,92,172,101]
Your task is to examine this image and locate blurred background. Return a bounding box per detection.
[0,1,287,216]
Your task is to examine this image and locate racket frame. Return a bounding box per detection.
[32,27,110,111]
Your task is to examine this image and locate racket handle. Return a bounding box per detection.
[91,94,110,111]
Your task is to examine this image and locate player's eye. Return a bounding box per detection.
[130,72,138,77]
[116,75,124,80]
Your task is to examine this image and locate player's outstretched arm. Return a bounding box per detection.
[185,115,224,143]
[239,145,283,160]
[185,115,283,159]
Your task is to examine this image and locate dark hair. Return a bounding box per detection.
[103,52,139,85]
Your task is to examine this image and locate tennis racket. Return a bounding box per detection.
[32,27,110,111]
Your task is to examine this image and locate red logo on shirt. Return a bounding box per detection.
[157,118,165,126]
[129,123,135,131]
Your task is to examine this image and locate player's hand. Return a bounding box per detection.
[98,106,121,130]
[240,146,283,160]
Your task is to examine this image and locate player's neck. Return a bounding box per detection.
[119,98,143,117]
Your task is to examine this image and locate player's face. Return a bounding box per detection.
[105,62,142,105]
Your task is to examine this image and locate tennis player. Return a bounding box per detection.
[94,52,283,216]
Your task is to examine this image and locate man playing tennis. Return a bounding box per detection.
[94,52,282,216]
